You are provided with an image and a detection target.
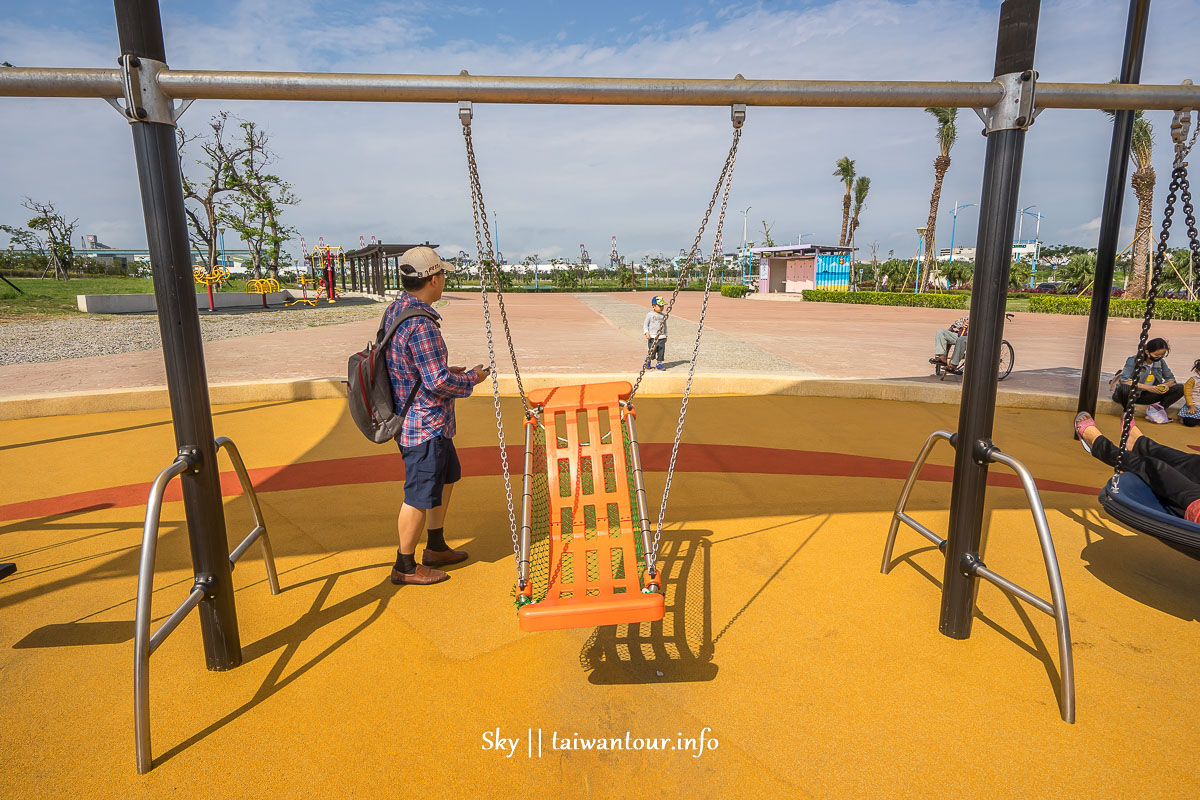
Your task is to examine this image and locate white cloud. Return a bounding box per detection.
[2,0,1199,263]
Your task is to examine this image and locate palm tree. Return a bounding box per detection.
[1103,94,1154,299]
[921,107,958,289]
[833,156,855,246]
[848,175,871,247]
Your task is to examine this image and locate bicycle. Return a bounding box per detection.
[931,313,1015,381]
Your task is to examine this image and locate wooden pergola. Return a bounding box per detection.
[341,241,440,296]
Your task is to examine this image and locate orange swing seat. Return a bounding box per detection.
[517,381,665,632]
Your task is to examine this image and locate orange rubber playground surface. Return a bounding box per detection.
[3,393,1200,798]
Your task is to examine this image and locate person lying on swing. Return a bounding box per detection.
[1075,411,1200,522]
[1111,337,1183,423]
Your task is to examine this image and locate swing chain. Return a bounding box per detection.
[628,121,744,404]
[1116,167,1181,471]
[461,108,524,572]
[645,124,742,577]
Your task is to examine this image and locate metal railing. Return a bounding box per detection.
[135,436,279,774]
[1,67,1198,111]
[880,430,1075,724]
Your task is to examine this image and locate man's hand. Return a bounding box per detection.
[448,365,466,374]
[471,364,490,384]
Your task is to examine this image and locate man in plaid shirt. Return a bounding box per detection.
[384,246,489,585]
[932,315,970,370]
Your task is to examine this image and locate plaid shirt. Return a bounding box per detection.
[384,294,476,447]
[948,316,969,335]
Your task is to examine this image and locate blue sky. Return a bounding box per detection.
[2,0,1199,262]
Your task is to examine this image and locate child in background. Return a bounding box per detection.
[643,296,668,371]
[1179,359,1200,427]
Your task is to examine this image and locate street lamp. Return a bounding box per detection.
[946,201,978,271]
[797,232,813,244]
[1017,206,1044,283]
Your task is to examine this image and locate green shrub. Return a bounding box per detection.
[720,284,749,298]
[1028,295,1200,321]
[801,289,967,309]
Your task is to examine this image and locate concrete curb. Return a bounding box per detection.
[0,372,1123,421]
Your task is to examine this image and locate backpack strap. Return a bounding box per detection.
[378,304,441,425]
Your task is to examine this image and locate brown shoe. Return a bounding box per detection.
[389,564,449,585]
[422,547,468,567]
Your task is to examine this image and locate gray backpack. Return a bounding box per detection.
[347,305,438,443]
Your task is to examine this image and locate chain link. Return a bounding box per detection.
[645,127,742,576]
[1115,111,1198,472]
[462,119,523,573]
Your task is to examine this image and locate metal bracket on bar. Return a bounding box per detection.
[104,54,193,126]
[880,429,1075,724]
[134,435,280,774]
[974,70,1039,135]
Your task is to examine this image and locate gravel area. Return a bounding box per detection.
[0,302,387,365]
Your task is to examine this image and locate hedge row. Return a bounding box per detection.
[1028,295,1200,321]
[720,284,749,298]
[801,289,967,309]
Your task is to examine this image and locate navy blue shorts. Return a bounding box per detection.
[399,435,462,509]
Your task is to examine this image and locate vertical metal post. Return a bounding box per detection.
[1076,0,1151,418]
[114,0,242,669]
[940,0,1040,638]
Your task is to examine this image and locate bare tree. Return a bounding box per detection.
[221,119,299,279]
[177,112,255,272]
[0,198,78,279]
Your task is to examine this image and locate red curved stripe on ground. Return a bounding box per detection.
[0,443,1094,524]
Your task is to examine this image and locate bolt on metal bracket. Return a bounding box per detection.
[973,70,1039,134]
[104,54,193,126]
[459,99,473,126]
[731,102,746,129]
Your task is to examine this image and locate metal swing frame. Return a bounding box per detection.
[881,431,1074,723]
[5,0,1200,772]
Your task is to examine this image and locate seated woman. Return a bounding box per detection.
[1075,411,1200,522]
[1178,359,1200,428]
[1112,337,1183,422]
[931,315,969,370]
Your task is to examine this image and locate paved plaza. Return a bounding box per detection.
[3,291,1199,403]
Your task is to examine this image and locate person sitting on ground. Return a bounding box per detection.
[643,295,668,371]
[931,315,969,370]
[1075,411,1200,522]
[384,246,490,585]
[1178,359,1200,428]
[1111,337,1183,423]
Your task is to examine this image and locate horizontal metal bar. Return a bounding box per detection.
[148,586,205,655]
[228,525,264,565]
[972,564,1054,616]
[895,513,948,549]
[1,67,1198,110]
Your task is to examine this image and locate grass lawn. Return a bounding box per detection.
[0,276,299,319]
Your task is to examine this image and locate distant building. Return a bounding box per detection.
[937,241,1041,263]
[82,234,113,250]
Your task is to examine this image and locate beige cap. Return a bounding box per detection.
[398,246,456,278]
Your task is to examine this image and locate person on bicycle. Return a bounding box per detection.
[932,315,969,371]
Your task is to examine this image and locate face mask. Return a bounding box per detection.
[1149,355,1163,362]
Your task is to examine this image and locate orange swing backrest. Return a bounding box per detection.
[519,381,664,632]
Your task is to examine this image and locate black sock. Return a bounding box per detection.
[426,527,449,552]
[394,551,416,573]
